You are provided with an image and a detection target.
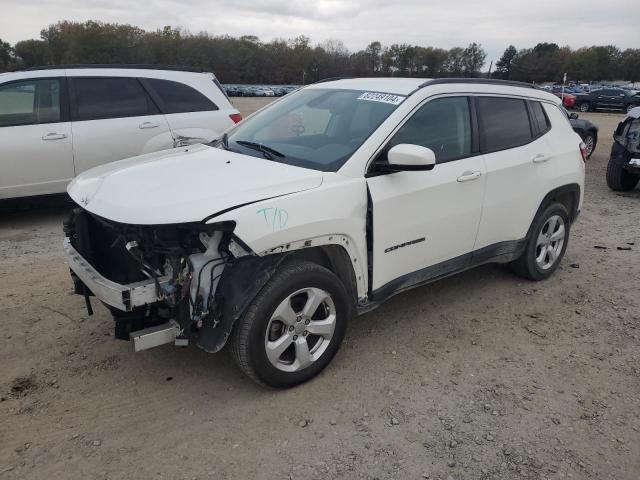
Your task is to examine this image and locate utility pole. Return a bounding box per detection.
[487,60,493,78]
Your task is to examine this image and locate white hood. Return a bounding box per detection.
[67,144,324,225]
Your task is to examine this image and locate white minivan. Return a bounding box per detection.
[0,65,242,199]
[63,78,586,387]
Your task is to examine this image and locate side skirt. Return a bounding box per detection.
[358,238,526,314]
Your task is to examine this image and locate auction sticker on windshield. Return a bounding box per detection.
[357,92,405,105]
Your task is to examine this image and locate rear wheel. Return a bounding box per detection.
[230,261,350,388]
[511,203,570,281]
[580,132,596,158]
[606,158,640,191]
[579,102,591,112]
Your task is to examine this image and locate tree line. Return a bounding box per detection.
[1,21,639,84]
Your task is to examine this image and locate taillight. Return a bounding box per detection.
[579,141,588,162]
[229,113,242,124]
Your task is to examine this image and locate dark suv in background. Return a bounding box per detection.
[567,110,598,158]
[575,88,640,113]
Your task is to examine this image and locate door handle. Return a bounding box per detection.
[532,153,550,163]
[139,121,160,129]
[457,171,482,182]
[42,132,67,141]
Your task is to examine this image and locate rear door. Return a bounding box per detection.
[141,77,235,146]
[69,76,174,174]
[596,89,623,110]
[0,77,74,198]
[474,96,553,250]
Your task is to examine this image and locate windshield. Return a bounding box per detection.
[223,88,403,171]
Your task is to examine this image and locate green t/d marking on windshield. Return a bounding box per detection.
[257,207,289,230]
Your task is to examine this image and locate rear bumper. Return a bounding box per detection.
[63,238,170,311]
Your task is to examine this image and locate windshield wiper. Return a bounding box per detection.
[235,140,285,160]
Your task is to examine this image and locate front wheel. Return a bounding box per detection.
[229,261,350,388]
[579,102,591,112]
[510,203,570,281]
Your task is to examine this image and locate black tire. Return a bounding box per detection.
[229,261,351,388]
[606,158,640,191]
[579,102,591,112]
[510,203,570,281]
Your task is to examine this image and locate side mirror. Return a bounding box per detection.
[387,144,436,171]
[569,112,579,120]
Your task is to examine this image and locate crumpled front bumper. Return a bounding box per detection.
[63,238,170,312]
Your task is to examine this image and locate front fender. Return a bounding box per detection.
[209,174,369,299]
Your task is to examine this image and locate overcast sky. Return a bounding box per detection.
[0,0,638,63]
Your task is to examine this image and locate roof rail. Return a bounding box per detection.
[313,77,353,84]
[24,64,203,72]
[410,77,538,95]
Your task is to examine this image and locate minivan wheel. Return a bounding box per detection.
[579,102,591,112]
[606,158,640,191]
[229,261,350,388]
[510,203,570,281]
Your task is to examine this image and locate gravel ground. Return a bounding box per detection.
[0,100,639,480]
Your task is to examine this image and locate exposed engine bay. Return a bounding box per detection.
[63,207,283,353]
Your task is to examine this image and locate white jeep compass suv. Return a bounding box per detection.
[63,78,586,387]
[0,64,241,199]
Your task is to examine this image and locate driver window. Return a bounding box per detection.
[388,96,472,163]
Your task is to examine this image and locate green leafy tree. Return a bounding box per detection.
[0,38,16,71]
[494,45,517,79]
[461,43,487,77]
[2,20,638,84]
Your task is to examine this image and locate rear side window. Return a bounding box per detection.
[0,79,61,127]
[477,97,533,152]
[145,79,218,114]
[529,101,551,135]
[388,96,472,163]
[72,77,158,121]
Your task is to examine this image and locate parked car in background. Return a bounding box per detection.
[224,85,241,97]
[0,65,242,199]
[567,110,598,158]
[255,86,275,96]
[607,106,640,190]
[63,78,585,387]
[574,87,640,113]
[552,90,576,109]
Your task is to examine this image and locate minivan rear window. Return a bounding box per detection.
[477,97,533,152]
[145,79,218,114]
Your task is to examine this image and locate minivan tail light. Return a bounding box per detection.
[229,113,243,124]
[579,141,588,162]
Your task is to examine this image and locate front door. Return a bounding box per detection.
[0,77,74,198]
[366,96,486,292]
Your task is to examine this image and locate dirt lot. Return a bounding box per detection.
[1,99,639,480]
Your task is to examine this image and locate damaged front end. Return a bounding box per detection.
[63,208,283,353]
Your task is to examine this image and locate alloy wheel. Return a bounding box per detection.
[535,215,566,270]
[264,288,336,372]
[583,135,594,157]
